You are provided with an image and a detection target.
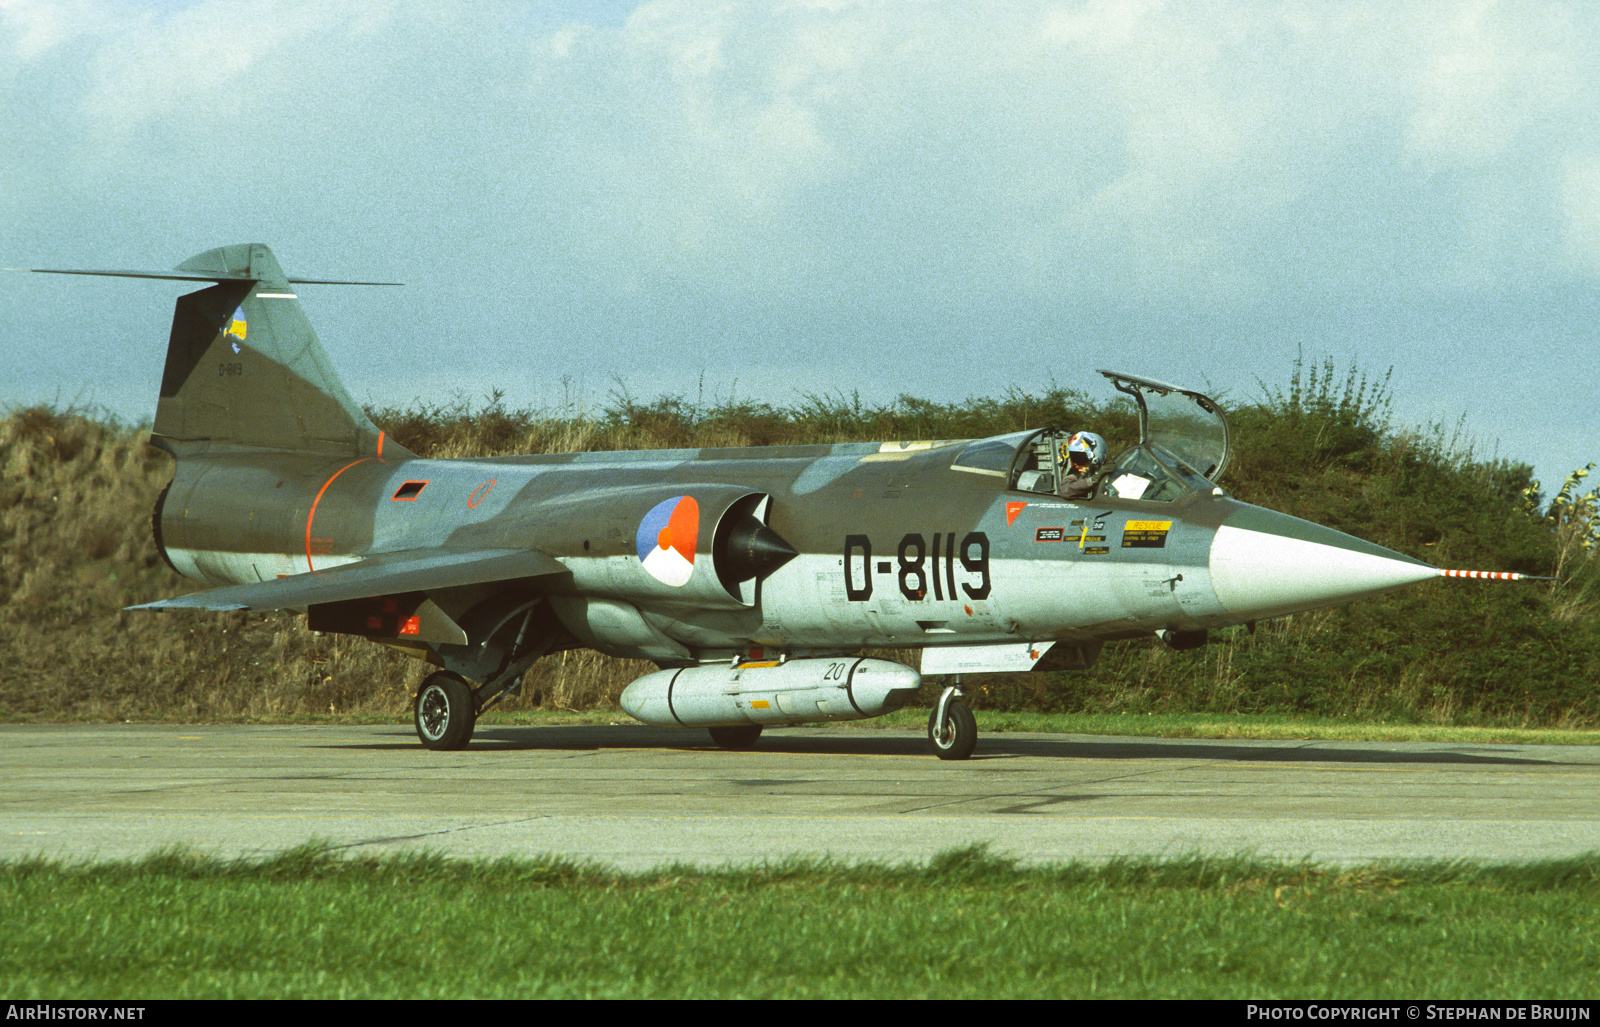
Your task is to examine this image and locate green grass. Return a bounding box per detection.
[846,708,1600,746]
[8,707,1599,747]
[482,707,1600,746]
[3,844,1597,999]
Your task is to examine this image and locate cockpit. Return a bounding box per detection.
[949,371,1231,504]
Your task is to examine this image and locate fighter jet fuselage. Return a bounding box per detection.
[45,243,1444,758]
[159,441,1410,659]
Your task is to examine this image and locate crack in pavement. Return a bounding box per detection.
[333,815,557,851]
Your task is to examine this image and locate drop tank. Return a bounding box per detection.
[619,657,921,728]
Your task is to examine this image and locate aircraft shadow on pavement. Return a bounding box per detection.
[334,724,933,757]
[973,735,1562,767]
[333,724,1567,766]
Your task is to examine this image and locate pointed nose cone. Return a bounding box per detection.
[1211,505,1438,621]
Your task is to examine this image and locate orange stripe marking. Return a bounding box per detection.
[305,458,371,572]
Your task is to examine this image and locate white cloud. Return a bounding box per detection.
[0,0,104,60]
[508,0,1600,302]
[75,3,401,141]
[1560,152,1600,273]
[1404,0,1581,168]
[4,0,1597,494]
[10,0,1600,298]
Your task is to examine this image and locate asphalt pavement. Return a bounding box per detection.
[3,722,1596,869]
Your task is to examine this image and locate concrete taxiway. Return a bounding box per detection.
[2,722,1596,869]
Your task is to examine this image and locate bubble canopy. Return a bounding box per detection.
[948,371,1232,505]
[1098,370,1231,483]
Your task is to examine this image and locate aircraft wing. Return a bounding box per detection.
[127,548,567,613]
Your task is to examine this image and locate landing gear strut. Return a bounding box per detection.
[414,671,476,751]
[409,600,559,752]
[928,680,977,760]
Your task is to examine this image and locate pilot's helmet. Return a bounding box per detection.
[1062,432,1107,474]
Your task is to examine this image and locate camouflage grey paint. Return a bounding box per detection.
[54,245,1439,710]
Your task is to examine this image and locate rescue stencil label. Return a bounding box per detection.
[1121,520,1173,549]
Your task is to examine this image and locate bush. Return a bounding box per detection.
[2,361,1595,728]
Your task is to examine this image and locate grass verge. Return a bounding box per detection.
[846,709,1600,746]
[3,844,1597,999]
[475,708,1600,746]
[7,708,1599,746]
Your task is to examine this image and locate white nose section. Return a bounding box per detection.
[1210,508,1438,620]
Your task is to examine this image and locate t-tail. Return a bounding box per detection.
[38,242,409,460]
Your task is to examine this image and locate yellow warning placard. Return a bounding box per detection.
[1121,520,1172,548]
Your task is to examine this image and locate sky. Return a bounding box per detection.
[3,0,1597,496]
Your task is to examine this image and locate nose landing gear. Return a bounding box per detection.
[928,680,977,760]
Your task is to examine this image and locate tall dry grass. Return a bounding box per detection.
[0,408,423,720]
[2,371,1597,727]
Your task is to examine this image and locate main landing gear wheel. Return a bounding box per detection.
[928,699,977,761]
[414,672,476,751]
[708,724,763,750]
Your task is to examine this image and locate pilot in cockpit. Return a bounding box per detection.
[1056,431,1107,500]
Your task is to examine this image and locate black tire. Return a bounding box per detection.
[414,672,476,751]
[708,724,763,750]
[928,700,977,760]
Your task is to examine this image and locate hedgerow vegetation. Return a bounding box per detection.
[1,360,1595,727]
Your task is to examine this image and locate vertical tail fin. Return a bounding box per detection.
[151,243,406,458]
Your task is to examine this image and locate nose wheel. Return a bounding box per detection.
[928,682,977,760]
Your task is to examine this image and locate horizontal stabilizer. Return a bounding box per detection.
[127,548,567,613]
[32,267,401,286]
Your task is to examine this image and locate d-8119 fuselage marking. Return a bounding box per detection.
[841,532,991,602]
